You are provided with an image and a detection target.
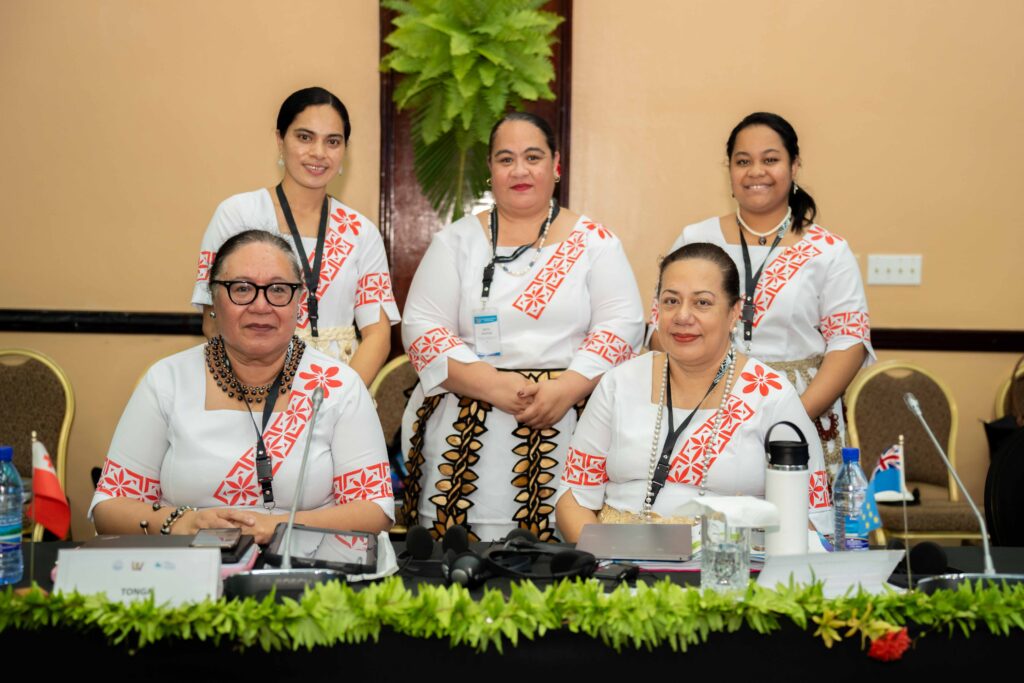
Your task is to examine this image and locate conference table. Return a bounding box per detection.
[5,542,1023,679]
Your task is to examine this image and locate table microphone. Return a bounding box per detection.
[225,387,342,599]
[903,392,1024,592]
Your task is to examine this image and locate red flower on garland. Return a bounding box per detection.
[867,628,910,662]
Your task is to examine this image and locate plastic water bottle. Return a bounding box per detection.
[832,447,869,551]
[0,445,24,585]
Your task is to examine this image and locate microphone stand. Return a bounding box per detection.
[224,387,342,599]
[903,392,1024,592]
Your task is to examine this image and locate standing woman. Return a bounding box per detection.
[401,112,644,542]
[192,87,399,386]
[660,112,873,475]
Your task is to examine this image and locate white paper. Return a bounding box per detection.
[756,549,906,598]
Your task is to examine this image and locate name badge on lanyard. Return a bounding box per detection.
[473,307,502,357]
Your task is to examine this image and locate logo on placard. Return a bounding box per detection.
[131,561,145,571]
[113,560,124,571]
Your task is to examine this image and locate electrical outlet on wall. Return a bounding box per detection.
[866,254,923,285]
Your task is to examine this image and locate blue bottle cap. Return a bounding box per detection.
[0,446,12,462]
[841,447,860,463]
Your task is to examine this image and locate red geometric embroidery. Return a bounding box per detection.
[334,462,393,504]
[583,221,614,240]
[355,272,396,307]
[809,470,831,509]
[95,459,161,503]
[213,390,314,506]
[561,447,609,487]
[740,364,783,397]
[751,241,823,327]
[195,250,216,283]
[331,208,361,236]
[296,228,355,330]
[805,225,843,246]
[298,363,343,398]
[512,230,588,320]
[408,327,463,372]
[578,330,636,367]
[668,395,754,486]
[820,311,870,343]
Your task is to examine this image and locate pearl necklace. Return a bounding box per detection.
[736,206,792,245]
[642,349,737,519]
[493,199,555,276]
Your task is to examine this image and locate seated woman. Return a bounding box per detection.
[556,243,831,542]
[92,230,393,543]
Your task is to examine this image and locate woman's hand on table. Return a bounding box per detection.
[215,509,284,545]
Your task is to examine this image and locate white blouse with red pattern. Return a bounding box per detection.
[658,217,875,364]
[191,189,400,333]
[555,352,833,532]
[89,344,394,521]
[402,213,644,392]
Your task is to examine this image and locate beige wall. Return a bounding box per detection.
[571,1,1024,502]
[0,0,381,539]
[2,1,1021,538]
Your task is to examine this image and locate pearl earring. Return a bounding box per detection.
[277,155,284,168]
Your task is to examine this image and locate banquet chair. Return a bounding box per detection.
[993,360,1024,421]
[846,360,983,545]
[0,348,75,541]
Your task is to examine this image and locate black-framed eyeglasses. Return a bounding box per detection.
[211,280,303,307]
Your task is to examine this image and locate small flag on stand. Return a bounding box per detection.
[872,436,914,503]
[854,480,882,536]
[29,432,70,539]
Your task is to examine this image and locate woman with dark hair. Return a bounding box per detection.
[191,87,399,386]
[557,243,831,542]
[401,112,644,542]
[94,230,393,543]
[655,112,872,475]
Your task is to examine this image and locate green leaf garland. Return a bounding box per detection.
[4,577,1024,653]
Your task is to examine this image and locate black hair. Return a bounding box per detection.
[726,112,817,232]
[657,242,741,306]
[209,230,302,284]
[276,86,351,143]
[488,111,557,156]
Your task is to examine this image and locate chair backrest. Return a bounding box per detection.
[370,355,418,443]
[0,349,75,539]
[994,357,1024,423]
[846,360,957,496]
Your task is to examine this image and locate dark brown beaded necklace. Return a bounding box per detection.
[204,335,305,404]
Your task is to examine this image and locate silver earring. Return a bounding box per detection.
[792,182,798,195]
[209,311,216,319]
[278,155,284,168]
[338,164,344,176]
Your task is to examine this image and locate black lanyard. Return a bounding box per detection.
[276,183,329,337]
[248,372,286,509]
[649,354,730,504]
[480,204,560,302]
[738,227,785,347]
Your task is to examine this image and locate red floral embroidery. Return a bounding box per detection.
[356,272,396,307]
[669,395,754,486]
[820,311,870,343]
[334,462,392,504]
[583,221,613,240]
[195,250,216,283]
[809,470,831,509]
[512,230,588,319]
[868,628,911,662]
[649,293,660,326]
[578,330,636,367]
[751,242,822,327]
[299,364,343,398]
[408,327,463,372]
[805,225,844,245]
[561,448,609,487]
[740,364,783,397]
[296,229,354,329]
[331,208,361,235]
[95,460,161,503]
[333,534,370,550]
[213,390,312,505]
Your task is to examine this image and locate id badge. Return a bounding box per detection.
[473,308,502,357]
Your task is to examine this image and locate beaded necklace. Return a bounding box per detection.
[204,335,304,404]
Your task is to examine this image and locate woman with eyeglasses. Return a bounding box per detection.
[92,230,393,543]
[191,87,399,386]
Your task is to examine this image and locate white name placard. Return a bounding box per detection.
[55,548,221,606]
